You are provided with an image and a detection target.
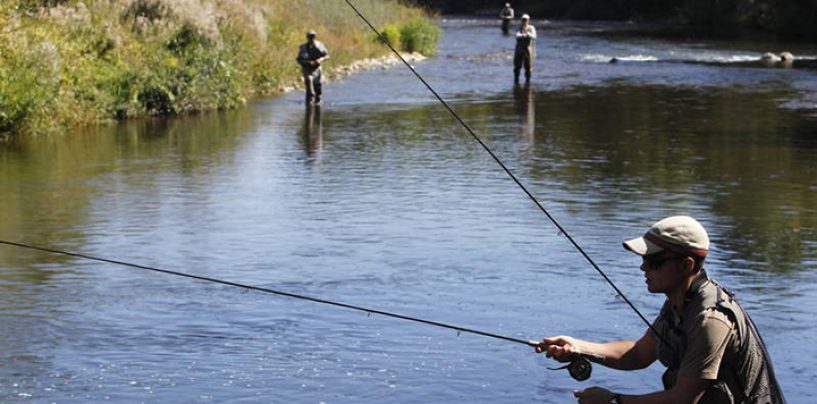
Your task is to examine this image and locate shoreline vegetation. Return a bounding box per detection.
[0,0,440,138]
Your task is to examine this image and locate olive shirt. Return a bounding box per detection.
[673,308,732,378]
[652,283,739,401]
[652,271,785,403]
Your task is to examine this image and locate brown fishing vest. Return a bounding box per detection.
[654,271,786,404]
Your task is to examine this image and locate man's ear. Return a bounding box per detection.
[682,257,696,275]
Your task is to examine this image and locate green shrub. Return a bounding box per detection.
[128,42,244,115]
[166,22,209,55]
[136,71,177,115]
[399,17,440,55]
[377,23,401,48]
[0,40,59,135]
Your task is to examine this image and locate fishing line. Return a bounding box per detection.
[0,4,665,382]
[342,0,667,345]
[0,239,599,380]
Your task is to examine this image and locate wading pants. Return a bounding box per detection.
[514,50,531,82]
[303,69,322,104]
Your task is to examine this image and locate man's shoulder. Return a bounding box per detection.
[685,309,735,337]
[699,308,735,328]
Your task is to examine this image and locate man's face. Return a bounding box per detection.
[640,252,687,293]
[307,35,316,44]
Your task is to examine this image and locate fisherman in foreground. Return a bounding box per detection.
[537,216,785,404]
[296,30,330,105]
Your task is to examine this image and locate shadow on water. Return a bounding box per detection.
[552,84,817,275]
[388,82,817,274]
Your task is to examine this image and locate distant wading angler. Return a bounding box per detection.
[297,30,330,105]
[500,3,514,34]
[537,216,785,404]
[513,14,536,83]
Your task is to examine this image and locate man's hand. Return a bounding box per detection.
[536,335,582,363]
[574,387,614,404]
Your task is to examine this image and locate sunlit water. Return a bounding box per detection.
[2,18,816,403]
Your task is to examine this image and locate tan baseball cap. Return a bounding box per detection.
[623,216,709,257]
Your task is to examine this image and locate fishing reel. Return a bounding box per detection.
[532,340,602,381]
[532,340,599,381]
[549,356,593,381]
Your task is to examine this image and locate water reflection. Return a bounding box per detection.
[0,108,257,390]
[300,105,324,158]
[0,109,254,266]
[512,83,535,144]
[443,83,817,274]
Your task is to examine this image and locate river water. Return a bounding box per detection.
[2,18,816,403]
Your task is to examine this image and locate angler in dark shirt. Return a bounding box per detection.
[296,30,330,105]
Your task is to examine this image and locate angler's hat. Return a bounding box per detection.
[623,216,709,257]
[521,14,530,20]
[306,30,317,38]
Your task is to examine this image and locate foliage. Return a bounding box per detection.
[0,0,438,138]
[373,18,440,55]
[13,0,71,13]
[0,24,60,135]
[378,24,402,48]
[399,17,441,55]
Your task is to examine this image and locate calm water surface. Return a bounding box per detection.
[2,18,816,403]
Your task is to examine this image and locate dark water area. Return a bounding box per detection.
[1,18,816,402]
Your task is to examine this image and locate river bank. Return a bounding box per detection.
[0,0,439,138]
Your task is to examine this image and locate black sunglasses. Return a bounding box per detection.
[643,253,683,269]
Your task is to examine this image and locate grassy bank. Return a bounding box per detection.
[0,0,440,138]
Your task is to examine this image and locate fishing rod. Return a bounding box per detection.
[341,1,669,348]
[0,4,662,384]
[0,239,600,381]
